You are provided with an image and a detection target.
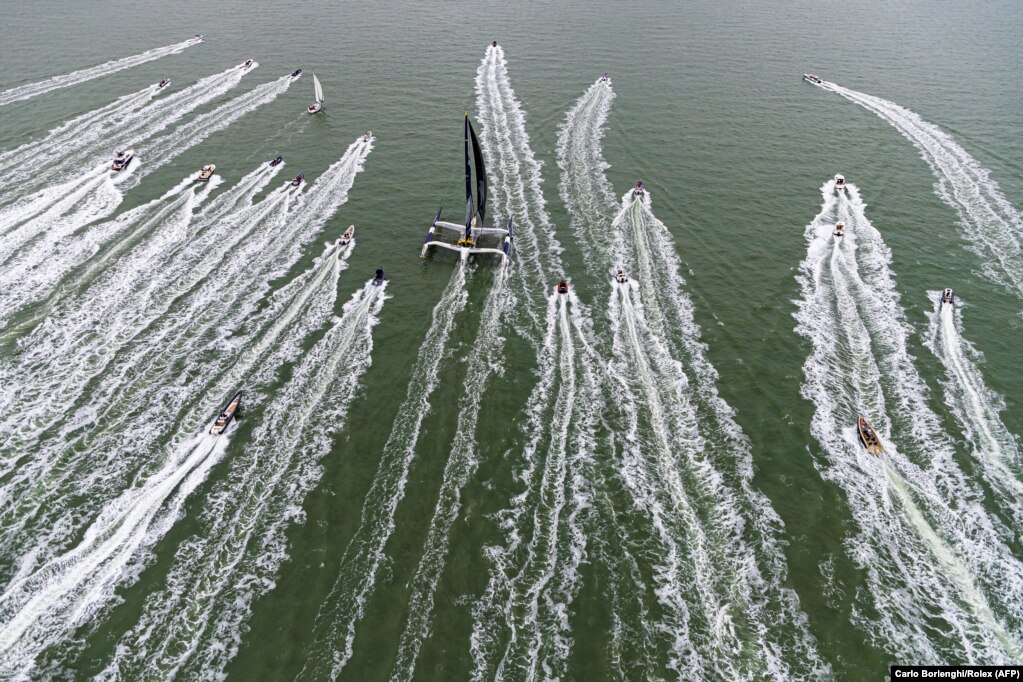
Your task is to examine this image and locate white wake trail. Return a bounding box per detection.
[823,81,1023,302]
[922,294,1023,523]
[794,180,1023,662]
[0,37,199,107]
[98,280,388,681]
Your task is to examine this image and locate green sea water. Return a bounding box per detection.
[1,0,1023,679]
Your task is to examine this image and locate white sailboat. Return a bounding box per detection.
[307,73,324,114]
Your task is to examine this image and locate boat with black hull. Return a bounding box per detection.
[210,392,242,435]
[373,268,386,286]
[157,78,171,89]
[941,288,955,306]
[420,113,512,264]
[857,417,883,455]
[269,156,283,167]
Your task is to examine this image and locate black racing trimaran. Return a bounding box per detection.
[421,113,512,263]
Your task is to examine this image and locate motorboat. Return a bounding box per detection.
[941,288,955,306]
[363,131,372,142]
[614,267,628,284]
[307,73,324,114]
[291,69,303,78]
[210,391,242,435]
[373,268,386,286]
[632,181,645,198]
[193,34,204,42]
[833,221,845,237]
[803,73,823,84]
[492,40,498,47]
[269,156,283,167]
[834,174,846,192]
[291,173,304,187]
[857,417,883,455]
[157,78,171,89]
[111,149,135,172]
[340,225,355,245]
[420,114,512,264]
[242,58,255,69]
[557,280,569,295]
[600,72,610,82]
[196,164,216,182]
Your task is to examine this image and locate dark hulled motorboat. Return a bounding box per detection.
[291,69,303,78]
[242,58,254,69]
[111,149,135,172]
[373,268,385,286]
[269,156,283,167]
[632,181,645,198]
[557,280,569,295]
[803,73,823,84]
[857,417,883,456]
[291,173,304,187]
[363,130,372,142]
[157,78,171,89]
[941,288,955,306]
[196,164,216,182]
[210,391,243,435]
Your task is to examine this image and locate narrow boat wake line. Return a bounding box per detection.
[555,77,617,273]
[0,37,199,107]
[0,245,359,678]
[794,180,1023,662]
[822,81,1023,302]
[95,280,388,681]
[299,267,468,681]
[470,290,604,681]
[922,293,1023,524]
[1,62,252,195]
[0,84,159,190]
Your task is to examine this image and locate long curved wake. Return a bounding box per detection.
[0,37,200,107]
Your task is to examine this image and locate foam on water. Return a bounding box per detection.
[794,180,1023,661]
[822,81,1023,302]
[0,37,199,107]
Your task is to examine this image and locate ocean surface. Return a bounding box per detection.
[1,0,1022,679]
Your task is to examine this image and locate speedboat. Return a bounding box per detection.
[373,268,385,286]
[157,78,171,89]
[834,174,846,192]
[291,69,303,78]
[269,156,283,167]
[111,149,135,172]
[340,225,355,245]
[557,279,569,295]
[242,58,254,69]
[857,417,883,455]
[600,72,610,82]
[307,73,324,114]
[803,73,823,85]
[291,173,304,187]
[210,391,243,435]
[363,131,372,142]
[941,288,955,306]
[833,221,845,237]
[632,181,645,198]
[197,164,216,182]
[193,34,204,42]
[614,268,628,284]
[492,40,498,47]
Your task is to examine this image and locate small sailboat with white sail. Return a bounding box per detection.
[307,73,324,114]
[420,113,512,264]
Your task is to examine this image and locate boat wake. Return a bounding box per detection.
[794,179,1023,662]
[822,81,1023,303]
[0,37,199,107]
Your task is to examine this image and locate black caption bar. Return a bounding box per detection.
[892,667,1023,679]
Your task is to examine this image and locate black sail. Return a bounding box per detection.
[468,117,487,225]
[464,114,473,227]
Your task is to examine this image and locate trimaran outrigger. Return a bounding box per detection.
[421,113,512,264]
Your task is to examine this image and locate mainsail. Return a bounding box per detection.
[468,117,487,226]
[313,74,324,103]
